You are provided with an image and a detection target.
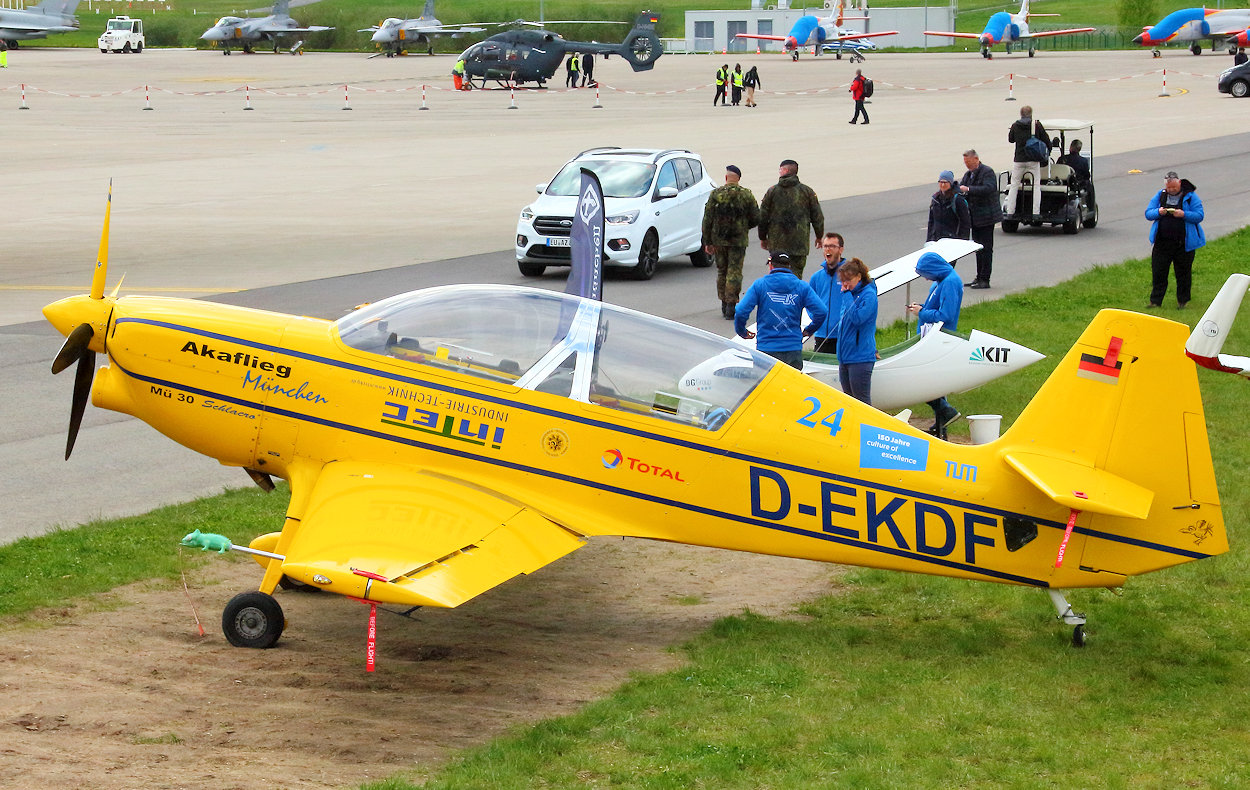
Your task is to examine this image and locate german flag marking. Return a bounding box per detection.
[1076,336,1125,385]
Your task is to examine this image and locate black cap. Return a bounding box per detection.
[769,252,793,268]
[726,165,741,177]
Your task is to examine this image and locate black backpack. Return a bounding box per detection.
[862,77,874,98]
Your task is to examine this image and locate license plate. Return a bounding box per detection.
[546,238,571,248]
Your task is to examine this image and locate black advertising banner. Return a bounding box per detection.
[566,167,604,301]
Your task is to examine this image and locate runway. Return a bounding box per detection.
[3,48,1249,542]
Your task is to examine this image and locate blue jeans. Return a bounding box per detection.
[839,361,874,405]
[766,349,804,370]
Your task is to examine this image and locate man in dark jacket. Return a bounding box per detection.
[959,148,1003,289]
[702,164,761,319]
[735,253,827,370]
[927,170,970,243]
[1006,105,1048,219]
[758,159,824,278]
[1145,170,1205,309]
[581,52,595,86]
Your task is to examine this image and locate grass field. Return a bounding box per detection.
[5,227,1250,788]
[31,1,1204,52]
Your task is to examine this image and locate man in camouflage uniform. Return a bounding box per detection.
[701,164,760,319]
[758,159,824,278]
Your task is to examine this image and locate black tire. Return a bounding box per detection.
[632,232,659,280]
[1071,624,1087,648]
[1232,80,1250,98]
[1028,48,1035,58]
[518,261,545,277]
[1083,205,1099,229]
[135,42,142,53]
[100,48,107,53]
[1191,43,1202,55]
[1001,219,1019,234]
[689,248,713,268]
[122,42,130,53]
[1062,199,1080,235]
[222,591,285,648]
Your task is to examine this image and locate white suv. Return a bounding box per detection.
[515,147,717,281]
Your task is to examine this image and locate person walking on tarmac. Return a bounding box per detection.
[907,251,964,439]
[735,253,827,370]
[758,159,824,278]
[731,63,744,106]
[849,69,869,124]
[581,52,595,87]
[452,56,468,91]
[565,53,579,88]
[714,63,729,106]
[743,65,761,107]
[701,165,760,319]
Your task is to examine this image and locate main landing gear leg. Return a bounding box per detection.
[1047,589,1088,647]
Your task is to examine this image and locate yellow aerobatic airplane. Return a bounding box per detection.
[44,189,1228,650]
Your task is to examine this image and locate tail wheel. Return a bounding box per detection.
[222,591,285,648]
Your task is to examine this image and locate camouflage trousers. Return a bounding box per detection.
[714,246,748,303]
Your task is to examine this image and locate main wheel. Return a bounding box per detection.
[689,248,713,268]
[1232,80,1249,98]
[631,232,659,280]
[222,591,285,648]
[518,261,546,277]
[1001,219,1019,233]
[1071,624,1087,647]
[1028,48,1035,58]
[1191,42,1202,55]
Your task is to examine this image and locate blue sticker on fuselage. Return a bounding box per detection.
[860,424,928,471]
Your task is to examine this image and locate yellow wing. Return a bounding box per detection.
[265,461,586,608]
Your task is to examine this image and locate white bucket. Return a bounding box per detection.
[966,414,1002,445]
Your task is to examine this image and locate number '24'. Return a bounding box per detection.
[797,397,843,437]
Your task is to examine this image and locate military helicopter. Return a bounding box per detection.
[458,11,661,88]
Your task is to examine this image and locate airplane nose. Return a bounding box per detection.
[785,35,797,50]
[42,295,110,352]
[1132,33,1146,45]
[201,28,225,41]
[371,29,391,43]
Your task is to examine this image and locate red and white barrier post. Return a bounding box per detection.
[143,84,153,111]
[1159,68,1170,97]
[1005,72,1016,101]
[419,83,429,110]
[507,82,518,110]
[243,84,253,111]
[593,83,603,109]
[19,82,29,110]
[342,83,352,110]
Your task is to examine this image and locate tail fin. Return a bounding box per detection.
[619,11,662,71]
[421,0,435,20]
[1186,273,1250,376]
[272,0,290,18]
[1001,309,1226,576]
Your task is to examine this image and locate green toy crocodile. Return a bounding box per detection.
[180,529,233,554]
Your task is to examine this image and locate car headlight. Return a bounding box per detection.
[520,206,534,221]
[606,210,640,225]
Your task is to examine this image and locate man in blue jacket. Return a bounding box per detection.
[907,251,963,439]
[1145,170,1205,309]
[735,253,827,370]
[807,232,847,354]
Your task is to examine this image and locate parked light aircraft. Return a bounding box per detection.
[1187,273,1250,376]
[1133,7,1250,55]
[736,1,897,61]
[723,240,1046,412]
[360,0,485,57]
[0,0,79,48]
[458,12,661,88]
[200,0,333,55]
[45,187,1231,651]
[924,0,1094,59]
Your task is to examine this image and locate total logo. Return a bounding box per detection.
[601,449,687,482]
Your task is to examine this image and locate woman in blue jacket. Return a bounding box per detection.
[836,258,878,405]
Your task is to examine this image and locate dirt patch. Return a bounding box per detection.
[0,539,838,789]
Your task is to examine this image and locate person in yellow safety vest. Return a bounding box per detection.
[452,57,467,91]
[713,63,728,106]
[731,63,744,106]
[566,52,579,88]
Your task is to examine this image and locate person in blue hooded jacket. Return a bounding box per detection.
[807,232,847,354]
[835,258,878,405]
[906,251,963,439]
[735,252,827,370]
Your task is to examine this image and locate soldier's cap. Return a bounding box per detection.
[779,159,798,169]
[938,170,955,183]
[768,252,793,268]
[1165,170,1180,180]
[726,165,741,177]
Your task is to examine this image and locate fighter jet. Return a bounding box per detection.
[200,0,333,55]
[0,0,80,49]
[360,0,485,57]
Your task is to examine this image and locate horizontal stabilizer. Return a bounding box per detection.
[1003,451,1153,519]
[1186,273,1250,376]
